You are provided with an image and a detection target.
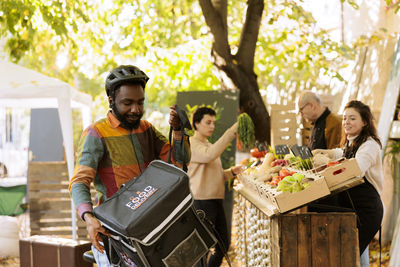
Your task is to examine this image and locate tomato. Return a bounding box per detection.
[327,161,340,167]
[279,168,290,177]
[250,148,267,158]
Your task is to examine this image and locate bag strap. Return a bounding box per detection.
[200,211,232,267]
[168,105,191,172]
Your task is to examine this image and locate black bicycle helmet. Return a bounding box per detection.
[105,65,150,96]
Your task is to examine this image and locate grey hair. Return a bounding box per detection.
[298,91,321,105]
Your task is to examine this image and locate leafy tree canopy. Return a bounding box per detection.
[1,0,388,114]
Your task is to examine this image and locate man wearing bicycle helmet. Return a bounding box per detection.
[69,65,190,265]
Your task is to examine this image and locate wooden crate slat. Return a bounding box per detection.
[271,214,281,267]
[327,214,341,266]
[340,214,359,266]
[29,183,69,190]
[29,200,73,211]
[30,211,73,220]
[311,215,330,266]
[31,221,86,228]
[280,215,298,266]
[297,214,311,267]
[30,229,88,236]
[28,162,69,179]
[29,191,71,198]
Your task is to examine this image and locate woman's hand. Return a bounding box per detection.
[231,165,245,176]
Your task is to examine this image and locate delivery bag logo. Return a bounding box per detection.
[126,185,158,211]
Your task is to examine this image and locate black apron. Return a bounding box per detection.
[336,142,383,254]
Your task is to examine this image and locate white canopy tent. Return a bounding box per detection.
[0,59,92,239]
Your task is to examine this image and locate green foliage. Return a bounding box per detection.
[386,0,400,13]
[0,0,88,61]
[1,0,365,119]
[341,0,359,10]
[254,1,355,100]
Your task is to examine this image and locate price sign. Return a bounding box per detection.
[275,144,290,156]
[298,146,313,159]
[256,141,269,152]
[290,144,301,157]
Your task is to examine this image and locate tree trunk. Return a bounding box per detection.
[199,0,270,143]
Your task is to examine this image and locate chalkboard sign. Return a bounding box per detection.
[275,144,290,156]
[256,141,269,152]
[298,146,313,159]
[290,144,301,157]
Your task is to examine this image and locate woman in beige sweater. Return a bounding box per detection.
[187,107,243,267]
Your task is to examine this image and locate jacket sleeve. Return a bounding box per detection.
[355,140,380,177]
[325,114,342,149]
[69,127,103,218]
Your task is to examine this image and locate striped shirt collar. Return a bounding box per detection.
[107,111,122,129]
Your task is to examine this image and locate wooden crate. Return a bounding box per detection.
[270,104,298,147]
[19,235,92,267]
[271,213,360,267]
[233,193,360,266]
[28,161,90,239]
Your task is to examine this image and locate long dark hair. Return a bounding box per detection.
[340,100,382,153]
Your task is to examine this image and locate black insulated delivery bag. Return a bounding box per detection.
[93,160,217,267]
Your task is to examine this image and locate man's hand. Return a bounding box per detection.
[169,106,182,130]
[84,212,110,254]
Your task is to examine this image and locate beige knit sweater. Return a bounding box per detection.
[187,122,238,200]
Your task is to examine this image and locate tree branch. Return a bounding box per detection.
[198,0,231,61]
[236,0,264,72]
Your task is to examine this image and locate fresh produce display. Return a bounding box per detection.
[237,113,255,150]
[276,173,311,193]
[250,147,267,158]
[236,146,360,217]
[271,159,290,167]
[289,156,313,170]
[327,161,340,167]
[312,153,331,167]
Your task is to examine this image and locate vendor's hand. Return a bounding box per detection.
[84,213,110,254]
[231,165,245,176]
[312,149,334,159]
[169,106,182,130]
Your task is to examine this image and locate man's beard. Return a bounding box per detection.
[112,105,143,130]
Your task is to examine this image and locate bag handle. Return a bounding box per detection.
[168,105,191,172]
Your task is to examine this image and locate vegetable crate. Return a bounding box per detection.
[287,158,363,192]
[317,158,363,192]
[233,193,360,266]
[236,171,330,216]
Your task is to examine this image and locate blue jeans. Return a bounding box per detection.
[92,244,112,267]
[92,243,138,267]
[360,246,369,267]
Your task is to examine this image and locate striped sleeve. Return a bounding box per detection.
[69,126,104,217]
